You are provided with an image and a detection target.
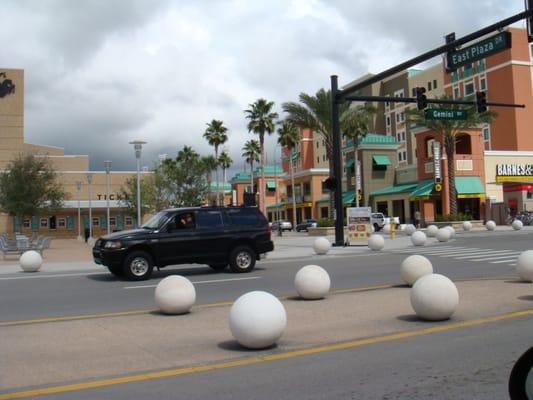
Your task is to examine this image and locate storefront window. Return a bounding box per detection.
[125,216,133,226]
[58,218,66,228]
[23,219,30,228]
[40,218,48,228]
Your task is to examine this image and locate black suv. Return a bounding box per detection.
[92,206,274,280]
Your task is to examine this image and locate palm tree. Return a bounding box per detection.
[176,145,199,164]
[283,89,373,216]
[241,139,261,196]
[203,120,228,206]
[218,151,233,204]
[244,99,278,214]
[277,122,300,227]
[408,96,495,215]
[341,103,376,206]
[200,155,218,205]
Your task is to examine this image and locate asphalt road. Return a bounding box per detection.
[0,230,528,322]
[29,310,533,400]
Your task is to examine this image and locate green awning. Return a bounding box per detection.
[345,159,355,168]
[372,155,391,166]
[455,176,485,198]
[409,179,435,199]
[370,182,419,197]
[266,181,276,189]
[316,191,355,205]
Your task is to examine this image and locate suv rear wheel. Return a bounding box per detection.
[229,245,256,273]
[123,251,154,281]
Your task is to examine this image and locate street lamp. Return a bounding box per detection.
[76,181,82,241]
[129,140,147,228]
[86,173,93,242]
[104,160,112,235]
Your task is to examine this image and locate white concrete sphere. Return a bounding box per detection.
[19,250,42,272]
[154,275,196,314]
[426,225,439,237]
[313,237,331,255]
[410,274,459,321]
[512,220,524,231]
[436,228,451,242]
[486,220,496,231]
[410,231,427,246]
[294,265,331,300]
[229,291,287,349]
[401,255,433,286]
[445,226,456,239]
[368,234,385,251]
[516,250,533,282]
[383,224,391,234]
[404,224,417,236]
[462,221,472,231]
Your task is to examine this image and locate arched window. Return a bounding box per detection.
[456,133,472,154]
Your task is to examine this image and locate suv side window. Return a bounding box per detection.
[226,208,262,226]
[197,210,224,229]
[166,212,196,232]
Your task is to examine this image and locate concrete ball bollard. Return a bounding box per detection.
[404,224,417,236]
[154,275,196,314]
[411,231,427,246]
[436,228,451,242]
[19,250,43,272]
[410,274,459,321]
[383,224,391,234]
[486,220,496,231]
[512,220,524,231]
[462,221,472,231]
[229,291,287,349]
[294,265,331,300]
[368,234,385,251]
[516,250,533,282]
[401,255,433,286]
[426,225,439,237]
[313,237,331,255]
[445,226,456,239]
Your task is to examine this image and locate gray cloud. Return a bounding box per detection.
[0,0,522,175]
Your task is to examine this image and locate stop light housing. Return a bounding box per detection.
[415,87,427,110]
[476,91,487,113]
[324,177,336,191]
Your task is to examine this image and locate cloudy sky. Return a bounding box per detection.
[1,0,524,174]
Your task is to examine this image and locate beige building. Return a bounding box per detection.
[0,68,139,238]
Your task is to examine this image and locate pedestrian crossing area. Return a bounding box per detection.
[389,245,520,266]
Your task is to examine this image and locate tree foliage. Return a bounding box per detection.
[0,154,67,219]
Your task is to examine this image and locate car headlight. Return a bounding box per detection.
[104,241,122,249]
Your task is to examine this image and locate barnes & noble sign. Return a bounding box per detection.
[496,164,533,182]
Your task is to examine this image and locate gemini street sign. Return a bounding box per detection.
[425,109,468,120]
[446,31,512,70]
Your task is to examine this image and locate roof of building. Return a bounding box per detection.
[344,133,398,149]
[254,165,284,176]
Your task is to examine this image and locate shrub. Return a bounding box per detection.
[435,213,472,222]
[317,218,335,227]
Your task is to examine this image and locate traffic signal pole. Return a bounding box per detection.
[331,75,344,246]
[329,8,533,246]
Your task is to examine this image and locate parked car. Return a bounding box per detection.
[371,213,386,231]
[271,220,293,232]
[92,206,274,280]
[295,219,318,232]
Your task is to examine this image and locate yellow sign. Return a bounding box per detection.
[434,183,442,192]
[357,193,362,201]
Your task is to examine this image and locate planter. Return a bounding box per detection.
[308,227,335,236]
[431,220,484,230]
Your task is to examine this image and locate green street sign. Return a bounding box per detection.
[446,31,511,70]
[425,109,468,120]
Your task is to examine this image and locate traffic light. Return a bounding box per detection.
[476,91,487,113]
[323,177,336,191]
[415,87,427,110]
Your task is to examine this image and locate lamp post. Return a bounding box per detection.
[129,140,146,228]
[76,181,82,241]
[86,173,93,242]
[104,160,112,235]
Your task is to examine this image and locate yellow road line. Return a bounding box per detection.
[2,307,533,399]
[0,276,515,327]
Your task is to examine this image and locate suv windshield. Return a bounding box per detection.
[141,211,169,229]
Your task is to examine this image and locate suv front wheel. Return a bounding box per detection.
[229,245,256,273]
[123,251,154,280]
